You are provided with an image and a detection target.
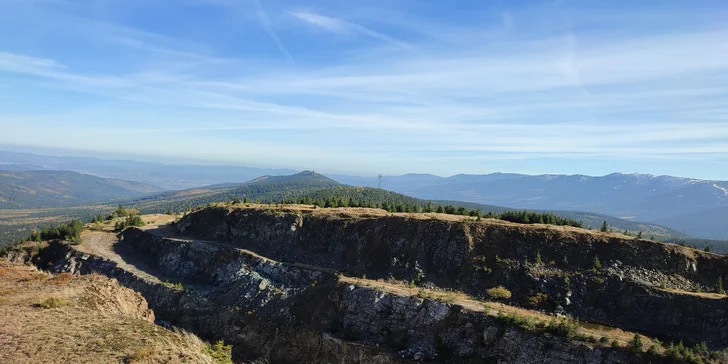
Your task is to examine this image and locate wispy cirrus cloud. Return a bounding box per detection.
[1,0,728,178]
[253,0,294,62]
[288,10,409,47]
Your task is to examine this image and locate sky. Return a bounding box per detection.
[1,0,727,179]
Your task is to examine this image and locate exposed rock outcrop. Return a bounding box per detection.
[13,235,651,364]
[175,207,728,348]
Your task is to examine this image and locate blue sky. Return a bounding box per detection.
[1,0,727,179]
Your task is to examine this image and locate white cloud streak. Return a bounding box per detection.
[288,10,409,47]
[253,0,294,62]
[1,0,727,176]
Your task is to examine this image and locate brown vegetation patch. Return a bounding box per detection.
[0,258,217,363]
[48,272,74,285]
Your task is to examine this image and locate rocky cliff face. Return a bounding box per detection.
[178,207,726,285]
[11,233,649,364]
[176,206,728,348]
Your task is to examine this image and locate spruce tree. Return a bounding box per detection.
[600,221,609,232]
[593,256,602,271]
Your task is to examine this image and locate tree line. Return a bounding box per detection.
[273,196,583,228]
[28,219,84,243]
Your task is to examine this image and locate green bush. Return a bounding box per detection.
[629,334,643,353]
[205,340,232,364]
[527,293,548,307]
[592,256,603,272]
[114,214,144,231]
[547,316,580,341]
[30,219,84,243]
[487,286,512,300]
[473,256,492,275]
[496,311,538,331]
[36,297,70,309]
[647,345,658,356]
[162,281,184,290]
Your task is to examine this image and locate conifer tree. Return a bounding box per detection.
[600,221,609,232]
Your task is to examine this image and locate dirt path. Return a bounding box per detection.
[77,230,168,283]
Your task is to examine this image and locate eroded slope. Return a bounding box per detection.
[0,258,217,364]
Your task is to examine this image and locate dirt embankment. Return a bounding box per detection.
[0,258,217,364]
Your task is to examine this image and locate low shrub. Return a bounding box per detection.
[205,340,233,364]
[527,293,548,307]
[629,334,643,353]
[162,281,184,290]
[36,297,70,309]
[497,311,538,331]
[114,214,145,231]
[547,316,580,341]
[487,286,512,300]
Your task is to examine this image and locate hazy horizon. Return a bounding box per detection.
[2,146,726,182]
[2,1,727,179]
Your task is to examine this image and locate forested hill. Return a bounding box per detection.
[1,171,707,251]
[0,170,161,208]
[133,171,342,211]
[131,171,684,238]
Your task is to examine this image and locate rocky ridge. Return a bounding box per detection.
[8,229,650,363]
[175,206,728,349]
[6,205,728,363]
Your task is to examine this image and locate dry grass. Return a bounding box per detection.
[659,287,726,299]
[35,296,70,309]
[341,274,665,350]
[48,272,74,285]
[209,204,724,262]
[0,258,217,364]
[142,214,176,226]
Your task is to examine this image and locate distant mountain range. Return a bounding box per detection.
[0,169,718,251]
[126,171,685,239]
[2,150,727,239]
[0,151,297,190]
[332,173,728,239]
[0,170,161,209]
